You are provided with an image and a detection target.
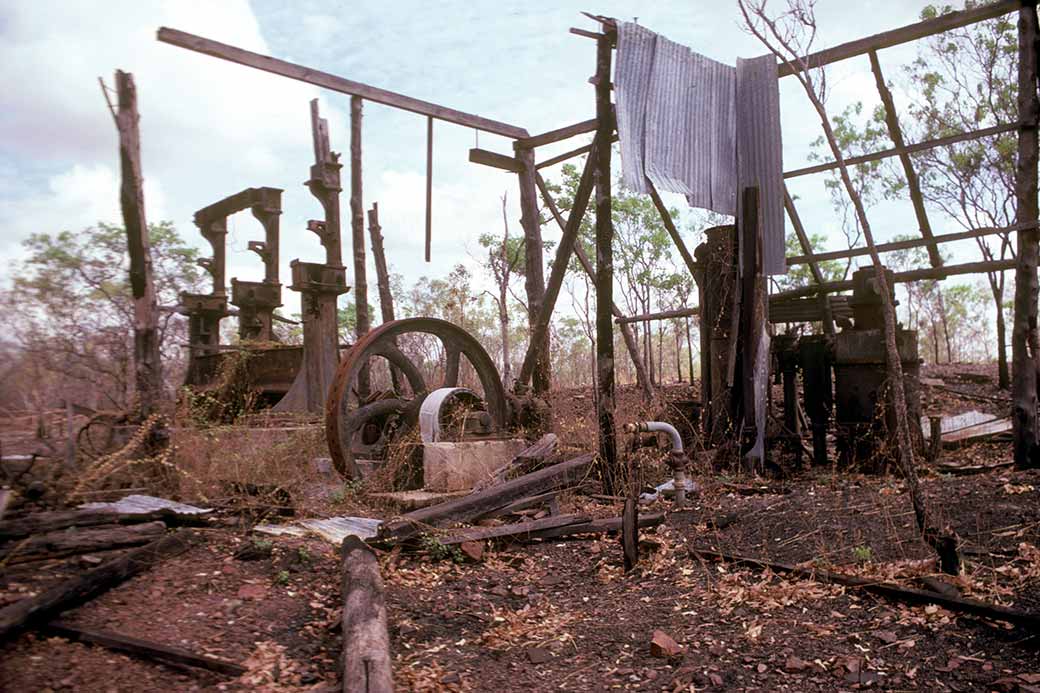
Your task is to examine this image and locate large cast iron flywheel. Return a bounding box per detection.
[323,317,508,479]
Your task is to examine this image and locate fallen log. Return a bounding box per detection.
[0,521,167,565]
[435,514,590,545]
[341,535,393,693]
[44,620,246,677]
[0,508,209,542]
[0,529,200,641]
[471,433,558,491]
[376,453,594,544]
[528,512,665,540]
[688,547,1040,632]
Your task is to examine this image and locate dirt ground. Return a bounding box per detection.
[2,365,1039,692]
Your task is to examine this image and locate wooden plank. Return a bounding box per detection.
[535,133,619,169]
[425,116,434,262]
[351,96,371,397]
[516,137,598,388]
[528,512,665,540]
[341,536,393,693]
[777,0,1021,77]
[772,258,1017,301]
[375,454,594,544]
[471,433,558,492]
[784,121,1020,179]
[786,222,1027,266]
[689,547,1040,631]
[468,147,522,172]
[44,621,246,676]
[647,179,699,278]
[0,530,200,641]
[515,118,598,150]
[156,27,529,139]
[869,50,943,268]
[616,307,700,324]
[436,514,590,545]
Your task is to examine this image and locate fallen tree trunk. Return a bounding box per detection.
[341,536,393,693]
[376,453,593,544]
[0,521,167,565]
[471,433,558,492]
[689,547,1040,632]
[435,514,589,545]
[0,529,200,642]
[44,620,245,677]
[529,512,665,540]
[0,508,209,542]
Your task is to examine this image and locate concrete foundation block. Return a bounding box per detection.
[422,439,528,492]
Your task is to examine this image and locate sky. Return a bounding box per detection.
[0,0,984,320]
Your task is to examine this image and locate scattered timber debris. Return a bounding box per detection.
[471,433,558,491]
[0,529,202,641]
[43,620,246,677]
[0,520,167,565]
[689,547,1040,632]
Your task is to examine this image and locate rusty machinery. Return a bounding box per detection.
[774,266,921,469]
[323,317,513,480]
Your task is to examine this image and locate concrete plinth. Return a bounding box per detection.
[422,439,528,492]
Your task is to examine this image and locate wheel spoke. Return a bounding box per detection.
[444,344,462,387]
[372,343,427,396]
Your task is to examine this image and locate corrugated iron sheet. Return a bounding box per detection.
[615,22,785,275]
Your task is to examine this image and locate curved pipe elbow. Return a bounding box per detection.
[623,421,683,453]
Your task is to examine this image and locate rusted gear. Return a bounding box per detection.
[324,318,508,479]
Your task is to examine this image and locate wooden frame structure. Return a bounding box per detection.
[156,0,1039,470]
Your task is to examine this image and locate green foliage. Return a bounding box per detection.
[274,569,291,586]
[852,545,873,563]
[772,231,848,292]
[419,534,465,563]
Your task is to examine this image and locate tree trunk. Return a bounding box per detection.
[517,149,550,395]
[995,281,1010,389]
[1013,2,1040,468]
[114,71,163,418]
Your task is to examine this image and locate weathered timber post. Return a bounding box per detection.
[113,71,163,419]
[367,202,403,392]
[594,31,619,494]
[516,147,551,394]
[351,96,371,397]
[341,536,393,692]
[1013,0,1040,469]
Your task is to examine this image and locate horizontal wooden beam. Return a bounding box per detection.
[772,258,1017,301]
[468,148,522,172]
[515,118,598,150]
[786,222,1032,266]
[784,121,1020,179]
[616,306,699,324]
[777,0,1021,77]
[156,27,530,140]
[535,133,619,169]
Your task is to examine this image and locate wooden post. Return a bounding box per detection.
[351,96,371,396]
[1013,0,1040,469]
[341,536,393,693]
[517,148,551,394]
[113,71,163,419]
[594,33,618,494]
[425,116,433,262]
